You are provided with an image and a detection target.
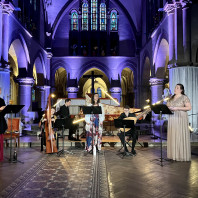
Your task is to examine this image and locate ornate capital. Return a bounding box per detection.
[149,78,165,86]
[2,2,14,15]
[67,87,79,93]
[164,1,182,14]
[110,87,121,93]
[16,77,34,86]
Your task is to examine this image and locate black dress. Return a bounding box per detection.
[0,98,7,134]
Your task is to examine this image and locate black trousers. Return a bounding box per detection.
[68,124,78,138]
[118,129,137,152]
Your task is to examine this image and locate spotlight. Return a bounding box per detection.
[51,93,56,98]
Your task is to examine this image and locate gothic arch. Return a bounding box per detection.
[153,29,169,66]
[51,0,138,46]
[9,32,30,65]
[154,38,169,79]
[121,67,135,107]
[118,60,137,88]
[32,53,46,86]
[78,67,110,98]
[79,60,110,81]
[141,49,152,78]
[54,67,67,98]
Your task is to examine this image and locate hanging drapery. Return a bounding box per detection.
[169,67,198,129]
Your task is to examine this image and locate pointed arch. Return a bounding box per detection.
[110,9,118,31]
[100,3,106,31]
[71,10,78,31]
[82,1,89,31]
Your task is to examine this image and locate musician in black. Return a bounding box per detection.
[0,88,7,161]
[59,99,77,141]
[117,105,137,156]
[39,107,57,151]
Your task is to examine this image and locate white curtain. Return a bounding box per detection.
[169,67,198,130]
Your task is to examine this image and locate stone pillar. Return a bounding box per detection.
[174,2,184,64]
[35,86,46,110]
[44,85,51,108]
[110,87,121,104]
[149,78,165,104]
[16,78,34,123]
[0,2,3,62]
[164,3,175,67]
[67,87,79,98]
[182,1,192,64]
[2,3,14,65]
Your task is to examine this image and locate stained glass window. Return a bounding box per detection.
[82,3,88,31]
[110,10,118,31]
[100,3,106,31]
[91,0,97,31]
[71,11,78,31]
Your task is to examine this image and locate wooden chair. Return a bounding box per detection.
[3,118,21,147]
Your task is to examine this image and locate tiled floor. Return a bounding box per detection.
[1,134,198,198]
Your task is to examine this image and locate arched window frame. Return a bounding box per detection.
[91,0,98,31]
[100,3,106,31]
[82,2,89,31]
[71,10,78,31]
[110,10,118,31]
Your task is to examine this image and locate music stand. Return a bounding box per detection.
[54,118,73,156]
[114,119,134,158]
[1,105,24,163]
[151,104,173,166]
[82,106,102,154]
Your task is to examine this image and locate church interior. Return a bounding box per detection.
[0,0,198,197]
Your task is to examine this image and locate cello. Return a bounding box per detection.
[45,94,57,154]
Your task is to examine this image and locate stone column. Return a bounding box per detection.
[164,3,175,67]
[2,3,14,66]
[182,1,192,64]
[110,87,121,104]
[44,85,51,108]
[67,87,79,98]
[16,77,34,123]
[0,2,3,63]
[35,86,46,110]
[149,78,165,104]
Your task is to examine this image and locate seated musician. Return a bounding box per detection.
[39,107,57,151]
[59,99,78,141]
[117,105,138,156]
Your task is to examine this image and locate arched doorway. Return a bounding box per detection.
[78,68,110,98]
[121,68,134,107]
[55,67,67,98]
